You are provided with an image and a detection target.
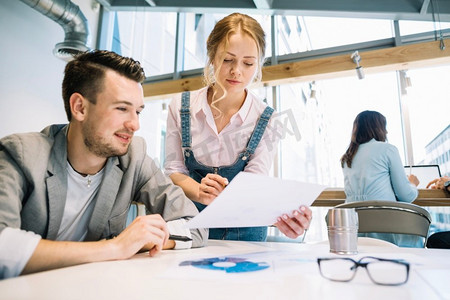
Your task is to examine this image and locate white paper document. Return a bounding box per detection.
[186,172,326,229]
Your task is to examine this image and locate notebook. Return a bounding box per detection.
[403,165,441,189]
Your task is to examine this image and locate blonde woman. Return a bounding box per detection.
[165,13,312,241]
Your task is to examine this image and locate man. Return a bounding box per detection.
[427,176,450,192]
[426,176,450,249]
[0,50,207,279]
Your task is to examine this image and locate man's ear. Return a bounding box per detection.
[70,93,87,121]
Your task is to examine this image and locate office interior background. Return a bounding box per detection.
[1,0,449,243]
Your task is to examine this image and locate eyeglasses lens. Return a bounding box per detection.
[319,259,355,281]
[364,259,408,285]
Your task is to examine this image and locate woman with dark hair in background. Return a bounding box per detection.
[341,110,421,247]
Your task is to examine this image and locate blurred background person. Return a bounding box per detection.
[426,176,450,248]
[427,176,450,191]
[341,110,421,247]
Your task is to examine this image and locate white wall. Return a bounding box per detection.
[0,0,99,138]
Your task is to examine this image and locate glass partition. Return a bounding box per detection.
[275,72,403,242]
[105,10,450,243]
[399,20,450,36]
[404,64,450,175]
[278,72,403,186]
[276,16,393,55]
[183,13,273,71]
[183,13,227,70]
[112,11,177,76]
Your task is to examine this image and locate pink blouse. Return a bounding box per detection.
[164,87,280,176]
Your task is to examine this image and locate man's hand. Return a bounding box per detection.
[427,176,450,190]
[198,173,228,205]
[274,206,312,239]
[112,214,169,258]
[22,214,170,275]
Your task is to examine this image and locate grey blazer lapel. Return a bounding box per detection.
[46,125,69,240]
[85,157,123,241]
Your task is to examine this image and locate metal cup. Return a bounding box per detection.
[327,208,359,254]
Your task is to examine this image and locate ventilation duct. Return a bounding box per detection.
[19,0,91,61]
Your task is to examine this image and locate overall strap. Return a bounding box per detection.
[245,106,275,155]
[180,92,191,148]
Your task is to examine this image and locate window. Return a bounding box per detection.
[277,16,393,55]
[136,98,171,167]
[276,72,403,242]
[399,20,450,36]
[184,13,227,70]
[276,15,311,55]
[183,13,272,72]
[279,72,403,186]
[404,64,450,175]
[112,11,177,76]
[102,11,450,243]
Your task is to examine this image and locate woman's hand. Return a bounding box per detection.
[274,206,312,239]
[198,173,229,205]
[408,174,419,187]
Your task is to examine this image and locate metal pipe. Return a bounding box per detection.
[19,0,91,61]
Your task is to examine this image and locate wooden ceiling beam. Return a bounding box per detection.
[142,39,450,99]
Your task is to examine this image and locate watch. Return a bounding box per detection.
[444,180,450,193]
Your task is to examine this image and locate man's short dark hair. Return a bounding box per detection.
[62,50,146,121]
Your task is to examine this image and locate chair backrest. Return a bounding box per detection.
[326,201,432,247]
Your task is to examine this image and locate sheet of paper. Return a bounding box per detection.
[186,172,326,229]
[416,269,450,299]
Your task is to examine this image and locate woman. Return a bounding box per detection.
[164,13,311,241]
[341,110,421,247]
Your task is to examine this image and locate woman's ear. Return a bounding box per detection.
[70,93,87,121]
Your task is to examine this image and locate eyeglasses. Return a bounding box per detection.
[317,256,410,286]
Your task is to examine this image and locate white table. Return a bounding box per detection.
[1,239,449,300]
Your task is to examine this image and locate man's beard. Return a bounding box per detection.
[82,124,130,158]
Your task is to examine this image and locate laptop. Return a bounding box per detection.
[403,165,442,189]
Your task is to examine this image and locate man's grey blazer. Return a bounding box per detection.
[0,124,207,246]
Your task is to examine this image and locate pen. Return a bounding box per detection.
[301,229,308,243]
[169,234,192,242]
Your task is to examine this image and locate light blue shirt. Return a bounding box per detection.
[342,139,421,247]
[343,139,418,202]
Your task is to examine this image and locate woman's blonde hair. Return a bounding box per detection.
[203,13,266,118]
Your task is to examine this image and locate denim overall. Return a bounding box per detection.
[180,91,274,241]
